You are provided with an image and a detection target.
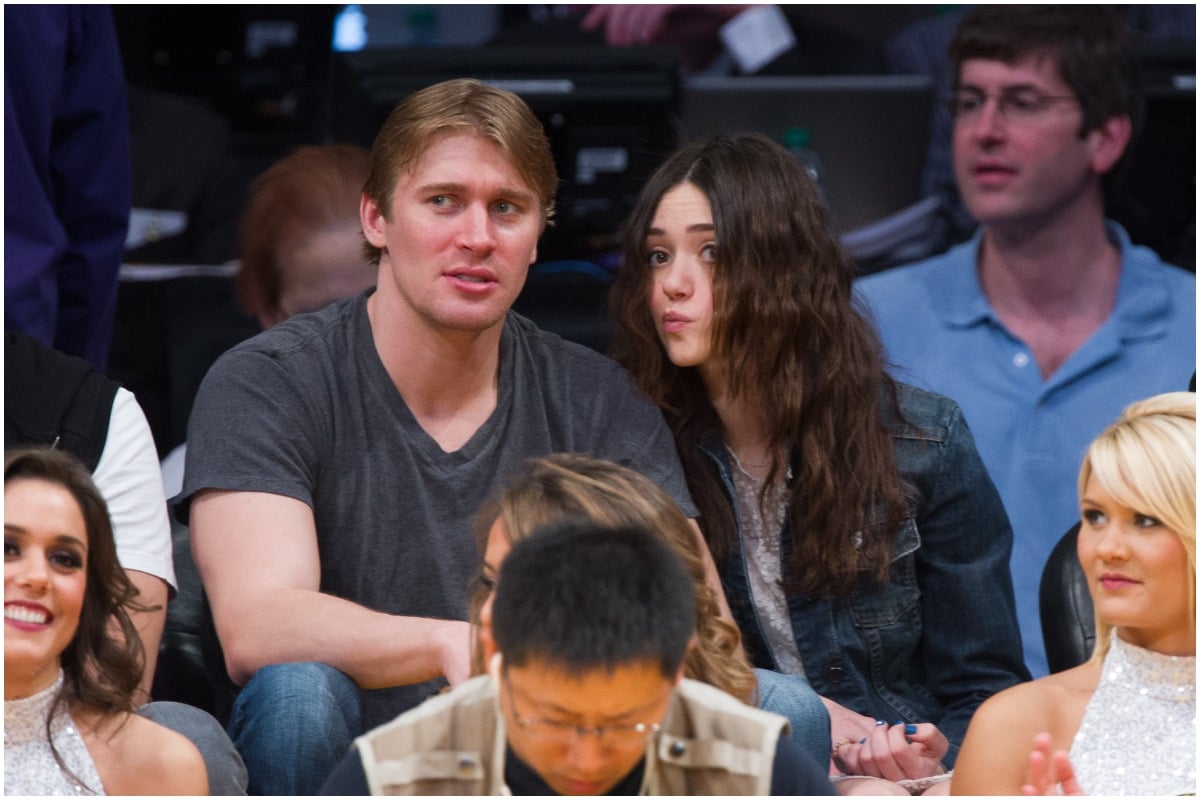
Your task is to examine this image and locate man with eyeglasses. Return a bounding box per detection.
[319,521,833,795]
[856,5,1195,678]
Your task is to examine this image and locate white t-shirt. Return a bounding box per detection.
[94,388,177,593]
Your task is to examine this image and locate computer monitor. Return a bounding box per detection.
[680,74,935,234]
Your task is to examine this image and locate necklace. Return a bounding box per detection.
[727,445,792,483]
[729,449,772,470]
[724,441,792,484]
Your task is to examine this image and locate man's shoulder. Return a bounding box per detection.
[506,312,618,366]
[504,312,634,392]
[857,240,974,295]
[352,677,502,795]
[211,297,363,381]
[669,679,790,739]
[1123,242,1196,292]
[357,676,498,758]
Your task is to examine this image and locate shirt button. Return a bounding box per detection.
[1013,352,1030,368]
[669,741,687,757]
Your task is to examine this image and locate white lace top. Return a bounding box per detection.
[4,671,105,796]
[728,450,805,676]
[1069,635,1195,795]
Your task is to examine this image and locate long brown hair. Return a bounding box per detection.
[5,447,152,789]
[610,133,908,596]
[470,453,757,704]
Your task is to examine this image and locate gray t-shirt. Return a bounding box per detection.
[180,292,695,726]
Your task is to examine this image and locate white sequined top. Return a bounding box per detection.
[4,671,105,796]
[1069,635,1196,796]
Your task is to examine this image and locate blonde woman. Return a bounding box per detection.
[953,392,1196,795]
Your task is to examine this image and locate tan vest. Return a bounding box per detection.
[356,675,788,796]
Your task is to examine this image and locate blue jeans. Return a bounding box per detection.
[755,668,831,769]
[227,662,362,795]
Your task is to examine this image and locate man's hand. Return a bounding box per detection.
[430,619,473,686]
[579,5,750,71]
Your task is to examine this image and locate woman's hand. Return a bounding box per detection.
[1022,733,1084,795]
[833,719,949,781]
[824,697,886,774]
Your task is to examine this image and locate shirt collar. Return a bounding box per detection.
[938,229,993,329]
[941,221,1173,338]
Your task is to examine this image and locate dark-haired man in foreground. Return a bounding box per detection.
[321,521,833,795]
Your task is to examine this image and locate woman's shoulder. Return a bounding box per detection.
[878,380,962,431]
[86,711,208,795]
[974,662,1097,735]
[953,664,1098,794]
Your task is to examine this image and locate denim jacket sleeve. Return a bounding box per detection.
[895,389,1031,765]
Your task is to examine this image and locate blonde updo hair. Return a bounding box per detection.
[1078,392,1196,661]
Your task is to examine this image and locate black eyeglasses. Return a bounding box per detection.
[944,88,1078,121]
[502,676,662,748]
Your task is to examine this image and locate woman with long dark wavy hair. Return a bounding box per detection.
[5,447,207,795]
[610,132,1029,794]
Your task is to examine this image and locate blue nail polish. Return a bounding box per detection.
[859,738,866,744]
[875,719,886,726]
[894,720,902,726]
[905,724,918,735]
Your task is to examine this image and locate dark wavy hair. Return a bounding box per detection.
[5,448,151,788]
[610,133,909,595]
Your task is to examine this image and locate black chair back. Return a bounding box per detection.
[1038,522,1096,673]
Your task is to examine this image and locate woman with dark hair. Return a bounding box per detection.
[609,132,1029,794]
[5,447,207,795]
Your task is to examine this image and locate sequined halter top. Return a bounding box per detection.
[4,670,105,795]
[1069,635,1196,795]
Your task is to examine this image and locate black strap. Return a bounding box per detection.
[4,332,120,471]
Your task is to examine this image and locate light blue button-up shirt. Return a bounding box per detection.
[855,223,1196,676]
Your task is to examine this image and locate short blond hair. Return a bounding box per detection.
[1078,392,1196,661]
[361,78,557,266]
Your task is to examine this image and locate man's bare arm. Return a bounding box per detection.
[190,489,471,688]
[125,569,168,703]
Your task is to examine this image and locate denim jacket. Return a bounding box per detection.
[700,383,1030,766]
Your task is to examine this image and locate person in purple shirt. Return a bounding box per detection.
[5,5,131,371]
